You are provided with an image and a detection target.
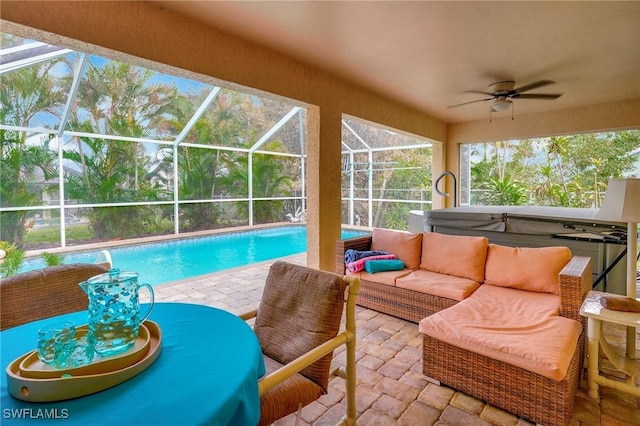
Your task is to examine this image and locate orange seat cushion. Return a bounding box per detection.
[355,268,413,286]
[370,228,422,270]
[484,244,572,294]
[419,284,581,381]
[396,269,480,301]
[420,233,488,282]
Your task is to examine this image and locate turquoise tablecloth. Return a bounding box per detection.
[1,302,265,425]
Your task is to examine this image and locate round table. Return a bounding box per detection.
[1,302,265,425]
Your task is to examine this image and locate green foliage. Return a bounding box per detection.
[372,154,431,229]
[469,130,640,207]
[61,61,177,240]
[42,251,64,267]
[376,203,421,231]
[0,242,25,278]
[484,175,528,205]
[1,53,303,246]
[24,224,93,246]
[0,61,65,247]
[341,139,432,228]
[219,142,294,224]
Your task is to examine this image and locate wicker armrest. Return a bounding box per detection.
[335,235,373,274]
[558,255,592,321]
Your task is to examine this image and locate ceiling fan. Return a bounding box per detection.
[448,80,563,112]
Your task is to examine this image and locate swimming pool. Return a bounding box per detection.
[20,227,368,286]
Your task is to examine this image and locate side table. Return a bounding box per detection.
[579,291,640,398]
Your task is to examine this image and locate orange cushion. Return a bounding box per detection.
[396,269,480,301]
[419,284,580,381]
[358,269,413,286]
[484,244,572,294]
[370,228,422,270]
[420,233,488,282]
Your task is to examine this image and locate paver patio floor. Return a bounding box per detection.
[145,253,640,425]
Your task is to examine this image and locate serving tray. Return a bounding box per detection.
[18,324,151,379]
[6,320,162,402]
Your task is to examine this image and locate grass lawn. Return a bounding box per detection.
[24,224,93,246]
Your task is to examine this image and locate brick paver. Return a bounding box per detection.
[148,253,640,425]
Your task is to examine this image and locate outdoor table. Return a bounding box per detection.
[580,291,640,399]
[1,302,265,425]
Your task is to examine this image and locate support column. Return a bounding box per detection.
[306,105,342,271]
[432,140,446,209]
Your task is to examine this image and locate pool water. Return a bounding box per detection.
[20,227,368,286]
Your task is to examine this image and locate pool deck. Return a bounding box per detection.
[142,253,640,426]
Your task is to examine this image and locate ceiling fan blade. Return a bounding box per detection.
[464,90,494,96]
[447,97,494,108]
[514,80,554,93]
[514,93,562,100]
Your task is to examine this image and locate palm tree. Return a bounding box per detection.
[220,141,294,224]
[62,60,177,239]
[0,61,65,247]
[162,89,267,230]
[160,92,234,231]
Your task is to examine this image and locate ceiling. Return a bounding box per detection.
[152,1,639,124]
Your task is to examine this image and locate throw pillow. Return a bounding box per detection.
[420,232,488,282]
[364,259,405,274]
[484,244,572,294]
[370,228,422,269]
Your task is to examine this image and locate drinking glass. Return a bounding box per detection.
[37,321,75,364]
[54,332,95,369]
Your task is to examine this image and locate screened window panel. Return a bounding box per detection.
[62,137,165,204]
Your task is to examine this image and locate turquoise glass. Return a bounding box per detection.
[53,330,78,369]
[56,333,96,368]
[37,321,75,364]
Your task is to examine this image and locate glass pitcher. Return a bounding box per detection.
[79,268,154,356]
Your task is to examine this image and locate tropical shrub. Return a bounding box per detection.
[0,241,25,278]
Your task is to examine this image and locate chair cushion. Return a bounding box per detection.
[396,269,480,301]
[370,228,422,269]
[420,233,488,282]
[419,284,581,381]
[258,356,323,426]
[484,244,572,294]
[254,261,347,392]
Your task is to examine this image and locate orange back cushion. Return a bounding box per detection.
[370,228,422,270]
[420,233,488,282]
[484,244,572,294]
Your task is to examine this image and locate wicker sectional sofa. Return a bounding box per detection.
[336,228,592,426]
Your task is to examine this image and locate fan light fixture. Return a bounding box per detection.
[491,99,512,112]
[448,80,563,122]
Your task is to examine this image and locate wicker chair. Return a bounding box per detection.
[0,263,109,331]
[240,261,360,426]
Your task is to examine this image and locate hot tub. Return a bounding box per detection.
[420,206,629,295]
